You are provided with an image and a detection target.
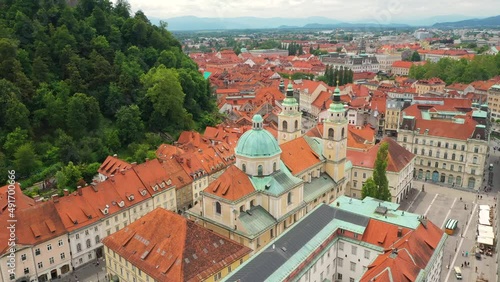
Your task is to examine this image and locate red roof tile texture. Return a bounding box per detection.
[203,165,255,201]
[280,137,322,174]
[102,208,251,282]
[347,137,414,172]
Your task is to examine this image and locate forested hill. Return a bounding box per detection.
[0,0,218,189]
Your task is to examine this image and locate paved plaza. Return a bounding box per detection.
[400,180,498,282]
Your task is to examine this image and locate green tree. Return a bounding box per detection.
[116,104,144,143]
[55,161,82,190]
[410,51,421,62]
[3,127,29,157]
[141,65,193,131]
[14,143,42,177]
[361,142,391,201]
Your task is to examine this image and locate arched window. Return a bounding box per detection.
[242,164,246,173]
[240,205,245,213]
[456,176,462,185]
[328,128,334,139]
[86,239,91,248]
[282,120,288,131]
[294,120,298,130]
[460,155,464,162]
[273,162,277,172]
[215,202,222,214]
[76,243,82,252]
[420,159,423,165]
[428,150,432,157]
[421,149,425,155]
[452,153,456,160]
[444,152,448,159]
[473,156,478,164]
[437,141,441,147]
[436,150,440,158]
[95,235,100,244]
[341,128,345,138]
[287,192,292,204]
[250,200,255,207]
[258,165,263,176]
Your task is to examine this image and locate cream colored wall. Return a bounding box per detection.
[235,155,281,176]
[31,235,72,279]
[152,186,177,212]
[398,131,487,190]
[204,254,250,282]
[0,246,36,282]
[104,246,152,282]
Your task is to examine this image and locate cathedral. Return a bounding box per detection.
[187,81,351,252]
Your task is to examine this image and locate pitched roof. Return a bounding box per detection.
[347,138,414,172]
[203,165,255,201]
[102,208,251,282]
[392,61,413,68]
[53,193,101,232]
[360,220,444,282]
[0,182,35,213]
[280,137,322,175]
[98,155,132,177]
[0,201,67,255]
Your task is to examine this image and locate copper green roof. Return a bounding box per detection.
[235,115,282,158]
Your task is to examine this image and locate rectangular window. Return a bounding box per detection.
[37,262,43,269]
[49,257,54,264]
[58,239,63,246]
[350,261,356,271]
[24,268,29,274]
[47,244,52,251]
[339,241,344,251]
[21,254,26,261]
[76,234,80,239]
[338,258,343,267]
[471,169,476,175]
[61,253,66,260]
[35,248,41,256]
[351,246,357,255]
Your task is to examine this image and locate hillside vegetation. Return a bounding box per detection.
[0,0,218,190]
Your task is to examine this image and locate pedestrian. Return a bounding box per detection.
[476,266,478,272]
[462,251,464,256]
[460,197,462,201]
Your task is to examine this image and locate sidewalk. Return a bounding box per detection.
[53,258,107,282]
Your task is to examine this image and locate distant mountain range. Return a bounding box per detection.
[153,15,500,31]
[432,15,500,28]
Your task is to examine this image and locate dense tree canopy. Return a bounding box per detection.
[409,53,500,84]
[0,0,218,190]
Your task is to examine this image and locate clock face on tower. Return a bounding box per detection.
[327,141,334,149]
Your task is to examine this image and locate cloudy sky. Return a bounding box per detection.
[121,0,499,22]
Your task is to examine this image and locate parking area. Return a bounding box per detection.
[400,180,498,282]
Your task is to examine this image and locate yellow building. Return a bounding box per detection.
[347,138,415,203]
[102,208,251,282]
[415,78,446,95]
[487,84,500,120]
[188,86,349,254]
[397,100,489,190]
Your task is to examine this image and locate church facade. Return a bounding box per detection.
[187,82,351,253]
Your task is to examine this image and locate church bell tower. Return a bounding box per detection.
[278,80,302,145]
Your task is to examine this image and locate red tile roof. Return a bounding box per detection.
[0,182,35,213]
[0,201,67,255]
[360,220,444,282]
[347,138,414,172]
[102,208,251,282]
[280,137,322,175]
[392,61,413,69]
[53,192,101,232]
[98,156,132,178]
[362,219,413,248]
[203,165,255,201]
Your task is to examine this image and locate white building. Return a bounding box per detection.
[225,196,447,282]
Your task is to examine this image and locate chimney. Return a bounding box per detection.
[131,162,137,166]
[120,169,125,175]
[113,154,118,157]
[397,227,402,238]
[336,202,340,207]
[51,194,59,203]
[77,186,83,196]
[63,189,69,196]
[90,182,98,192]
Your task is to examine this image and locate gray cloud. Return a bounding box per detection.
[119,0,499,22]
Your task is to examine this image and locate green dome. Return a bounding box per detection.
[236,115,282,158]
